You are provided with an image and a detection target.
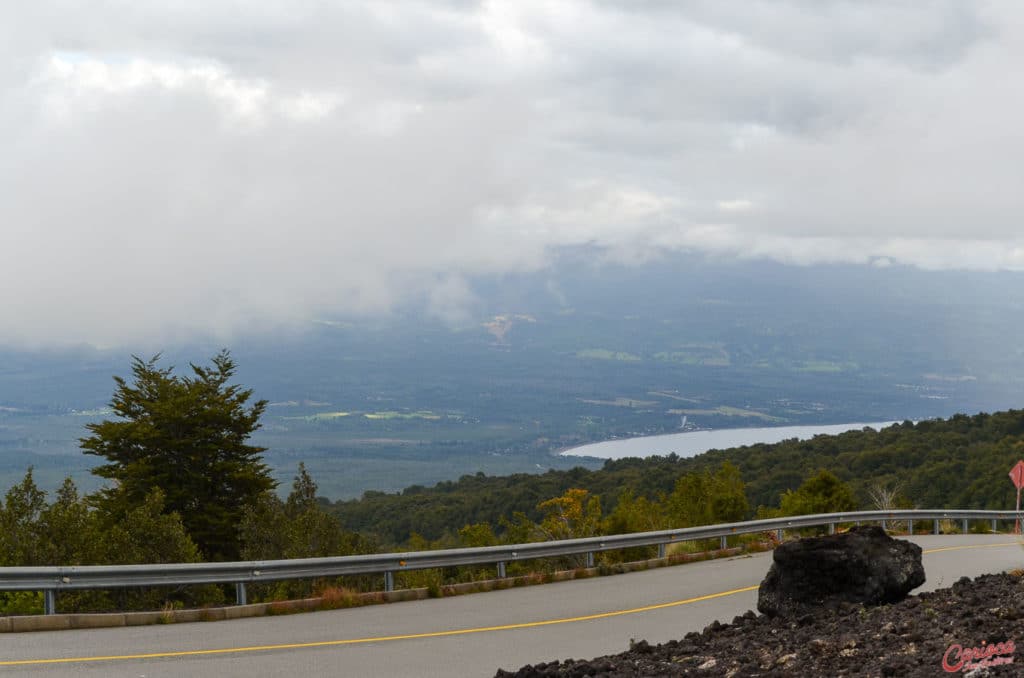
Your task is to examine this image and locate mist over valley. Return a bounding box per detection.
[3,254,1020,499]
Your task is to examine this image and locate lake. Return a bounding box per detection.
[559,421,901,460]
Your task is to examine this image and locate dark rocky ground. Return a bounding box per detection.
[496,572,1024,677]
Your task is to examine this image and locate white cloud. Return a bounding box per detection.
[41,53,345,126]
[2,1,1023,346]
[717,199,753,212]
[278,92,342,121]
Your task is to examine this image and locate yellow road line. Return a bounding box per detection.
[0,585,759,667]
[923,541,1018,554]
[3,540,1018,667]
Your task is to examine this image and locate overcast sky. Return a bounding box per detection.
[3,1,1023,346]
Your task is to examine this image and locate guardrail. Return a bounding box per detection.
[1,509,1019,615]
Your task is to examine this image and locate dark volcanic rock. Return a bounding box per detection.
[757,525,925,617]
[497,572,1024,677]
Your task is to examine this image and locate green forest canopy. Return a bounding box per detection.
[329,410,1024,545]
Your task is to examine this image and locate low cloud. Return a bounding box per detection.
[2,1,1022,346]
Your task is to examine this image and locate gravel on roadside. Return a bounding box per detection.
[496,572,1024,677]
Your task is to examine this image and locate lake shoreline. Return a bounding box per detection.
[559,421,902,460]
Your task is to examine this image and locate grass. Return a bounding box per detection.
[283,411,351,422]
[654,353,729,367]
[576,349,642,362]
[280,409,467,425]
[157,600,181,624]
[667,405,782,422]
[68,407,115,417]
[653,344,731,367]
[363,411,443,421]
[315,585,366,610]
[579,397,658,408]
[794,360,858,373]
[647,391,701,403]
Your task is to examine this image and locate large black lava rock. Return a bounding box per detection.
[758,525,925,618]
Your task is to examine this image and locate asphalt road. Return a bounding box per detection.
[1,534,1020,677]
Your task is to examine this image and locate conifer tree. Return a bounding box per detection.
[81,350,275,561]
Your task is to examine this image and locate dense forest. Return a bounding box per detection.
[330,410,1024,545]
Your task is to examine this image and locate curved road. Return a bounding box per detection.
[1,535,1020,676]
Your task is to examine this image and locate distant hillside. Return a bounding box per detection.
[5,255,1024,499]
[330,410,1024,545]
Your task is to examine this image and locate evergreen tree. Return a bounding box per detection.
[240,463,368,561]
[102,489,203,565]
[0,468,46,567]
[38,478,105,566]
[239,464,373,601]
[81,350,275,561]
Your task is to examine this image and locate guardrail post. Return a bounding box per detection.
[992,518,998,533]
[719,535,727,550]
[658,543,666,559]
[497,561,506,579]
[44,590,56,615]
[235,582,247,606]
[776,528,783,542]
[384,571,394,592]
[881,519,887,531]
[585,552,594,568]
[908,520,913,535]
[962,518,968,534]
[828,523,835,535]
[934,519,940,534]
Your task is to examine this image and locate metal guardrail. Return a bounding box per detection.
[1,509,1019,615]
